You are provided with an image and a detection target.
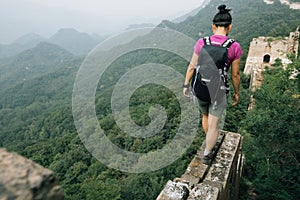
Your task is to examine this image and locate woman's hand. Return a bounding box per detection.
[232,93,239,106]
[183,87,191,97]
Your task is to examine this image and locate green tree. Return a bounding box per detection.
[82,177,121,200]
[240,56,300,199]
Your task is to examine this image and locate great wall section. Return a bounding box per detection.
[0,22,299,200]
[156,131,243,200]
[156,27,299,199]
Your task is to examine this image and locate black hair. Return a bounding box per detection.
[213,5,232,27]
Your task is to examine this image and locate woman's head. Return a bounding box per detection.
[213,5,232,28]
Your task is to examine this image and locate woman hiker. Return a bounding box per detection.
[183,5,242,164]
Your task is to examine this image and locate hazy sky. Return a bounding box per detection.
[0,0,206,44]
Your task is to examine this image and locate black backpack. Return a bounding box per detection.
[191,36,235,103]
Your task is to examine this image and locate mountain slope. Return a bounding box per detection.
[49,28,103,55]
[0,42,75,91]
[0,29,106,58]
[0,33,47,58]
[0,57,81,109]
[159,0,300,55]
[13,33,46,46]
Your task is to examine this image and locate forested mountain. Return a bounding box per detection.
[0,0,299,199]
[0,33,47,58]
[159,0,300,66]
[0,42,75,92]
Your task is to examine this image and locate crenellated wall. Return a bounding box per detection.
[156,131,244,200]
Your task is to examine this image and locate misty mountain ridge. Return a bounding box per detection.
[0,33,46,59]
[0,28,106,58]
[0,1,210,59]
[49,28,106,55]
[1,0,299,59]
[172,0,211,23]
[13,33,46,46]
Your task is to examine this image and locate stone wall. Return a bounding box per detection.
[0,148,64,200]
[243,27,299,92]
[264,0,300,10]
[156,131,244,200]
[243,36,292,75]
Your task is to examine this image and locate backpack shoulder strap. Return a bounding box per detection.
[222,38,235,48]
[203,36,211,46]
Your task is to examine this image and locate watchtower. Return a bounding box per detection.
[243,26,299,91]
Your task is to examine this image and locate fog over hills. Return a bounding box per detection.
[172,0,211,23]
[0,0,209,58]
[0,0,122,45]
[49,28,105,55]
[0,0,208,45]
[13,33,46,46]
[0,28,106,58]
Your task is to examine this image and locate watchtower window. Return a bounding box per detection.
[263,54,270,63]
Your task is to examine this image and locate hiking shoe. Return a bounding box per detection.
[202,152,213,165]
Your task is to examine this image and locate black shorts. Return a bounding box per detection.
[197,95,227,118]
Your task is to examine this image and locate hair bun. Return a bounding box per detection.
[218,4,231,14]
[218,5,226,10]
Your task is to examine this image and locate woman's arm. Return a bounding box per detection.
[231,58,240,105]
[183,53,198,96]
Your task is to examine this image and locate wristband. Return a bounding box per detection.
[183,84,190,88]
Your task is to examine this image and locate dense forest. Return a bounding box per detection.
[240,55,300,199]
[0,0,299,199]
